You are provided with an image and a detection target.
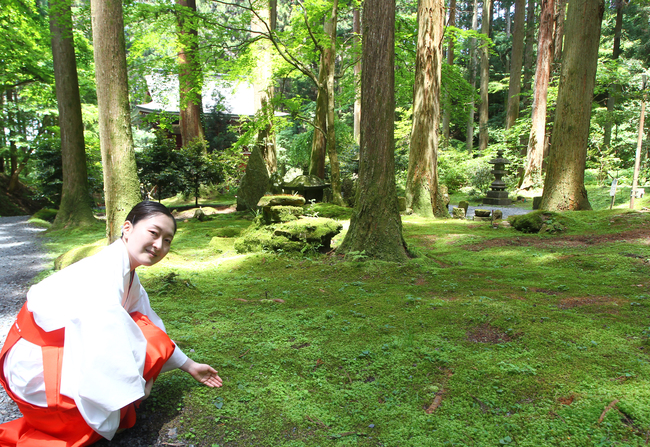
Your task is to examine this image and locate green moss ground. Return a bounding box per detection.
[38,198,650,446]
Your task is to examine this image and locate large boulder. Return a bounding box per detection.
[236,146,270,211]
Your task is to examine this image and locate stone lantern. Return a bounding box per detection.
[483,149,512,206]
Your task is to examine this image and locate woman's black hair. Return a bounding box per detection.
[124,201,177,234]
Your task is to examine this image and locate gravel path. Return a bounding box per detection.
[0,216,49,424]
[449,204,532,219]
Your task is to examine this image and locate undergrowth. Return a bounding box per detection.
[38,205,650,446]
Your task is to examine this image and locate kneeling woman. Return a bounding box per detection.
[0,201,222,446]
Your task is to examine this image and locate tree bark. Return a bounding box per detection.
[90,0,142,242]
[478,0,492,153]
[353,7,361,145]
[602,1,624,149]
[324,0,344,205]
[177,0,205,149]
[308,67,327,179]
[520,0,554,190]
[553,0,566,63]
[466,0,479,153]
[441,0,456,141]
[252,0,277,174]
[49,0,96,229]
[406,0,448,218]
[505,0,526,129]
[540,0,604,211]
[338,0,408,262]
[522,0,536,94]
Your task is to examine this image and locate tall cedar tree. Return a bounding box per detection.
[553,0,565,62]
[405,0,448,217]
[505,0,526,129]
[324,0,344,205]
[540,0,605,210]
[338,0,408,261]
[522,0,536,94]
[252,0,277,173]
[603,1,625,149]
[353,7,361,143]
[308,60,328,179]
[466,0,479,153]
[519,0,554,190]
[441,0,455,141]
[478,0,492,152]
[50,0,95,228]
[90,0,141,242]
[177,0,206,148]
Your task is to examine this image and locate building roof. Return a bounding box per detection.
[135,74,256,117]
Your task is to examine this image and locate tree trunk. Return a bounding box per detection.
[324,0,344,205]
[522,0,536,94]
[519,0,554,190]
[90,0,142,242]
[478,0,492,153]
[602,1,624,149]
[252,0,277,174]
[553,0,566,63]
[406,0,447,218]
[338,0,408,262]
[308,68,327,179]
[177,0,205,149]
[540,0,604,211]
[353,7,361,145]
[466,0,479,153]
[441,0,456,141]
[505,0,526,130]
[49,0,96,229]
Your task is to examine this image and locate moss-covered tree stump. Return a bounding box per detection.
[234,217,342,253]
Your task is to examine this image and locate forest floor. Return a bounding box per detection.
[14,193,650,446]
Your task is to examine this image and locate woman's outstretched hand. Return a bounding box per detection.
[180,359,223,388]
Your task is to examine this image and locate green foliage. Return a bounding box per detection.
[438,148,496,195]
[178,140,223,206]
[137,131,185,201]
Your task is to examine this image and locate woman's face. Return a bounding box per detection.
[122,213,175,269]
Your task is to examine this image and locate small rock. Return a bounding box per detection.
[168,427,178,439]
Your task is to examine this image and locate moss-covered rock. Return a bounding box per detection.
[54,240,106,270]
[508,210,567,234]
[32,208,58,223]
[262,205,303,223]
[258,195,306,207]
[234,217,342,253]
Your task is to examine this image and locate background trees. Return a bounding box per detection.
[1,0,649,255]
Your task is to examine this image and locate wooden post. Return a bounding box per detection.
[631,74,647,209]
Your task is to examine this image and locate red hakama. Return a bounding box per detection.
[0,305,175,446]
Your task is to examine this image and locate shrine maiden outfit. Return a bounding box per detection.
[0,239,188,446]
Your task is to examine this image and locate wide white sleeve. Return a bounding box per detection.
[59,302,148,440]
[130,285,189,371]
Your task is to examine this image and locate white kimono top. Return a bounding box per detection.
[3,239,188,440]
